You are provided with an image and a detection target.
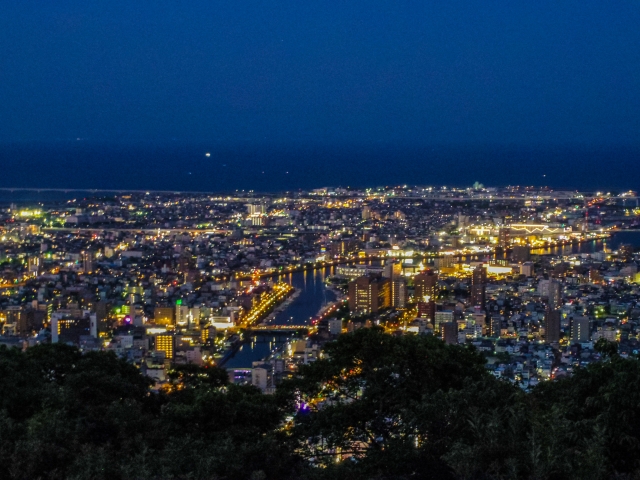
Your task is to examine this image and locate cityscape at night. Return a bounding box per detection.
[0,185,637,477]
[3,0,640,478]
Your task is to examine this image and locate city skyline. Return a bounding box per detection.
[3,3,640,478]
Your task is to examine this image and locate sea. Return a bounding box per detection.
[0,142,638,198]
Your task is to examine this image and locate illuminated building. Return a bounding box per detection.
[200,326,216,343]
[336,265,384,279]
[348,275,391,314]
[414,270,438,302]
[434,256,454,270]
[154,306,175,325]
[51,312,97,344]
[391,277,407,308]
[383,260,402,280]
[331,239,359,257]
[384,261,406,308]
[155,334,175,360]
[28,256,40,274]
[538,279,562,309]
[417,300,436,323]
[434,310,454,332]
[486,264,513,276]
[498,227,510,248]
[82,250,94,274]
[176,304,189,326]
[4,306,28,335]
[471,265,487,309]
[246,204,266,215]
[571,316,590,344]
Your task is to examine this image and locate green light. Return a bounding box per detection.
[176,299,182,305]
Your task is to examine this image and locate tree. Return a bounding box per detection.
[283,327,493,479]
[594,338,618,359]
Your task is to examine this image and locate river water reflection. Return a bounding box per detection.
[224,265,339,368]
[532,232,640,256]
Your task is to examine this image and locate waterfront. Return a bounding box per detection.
[533,231,640,256]
[223,266,338,368]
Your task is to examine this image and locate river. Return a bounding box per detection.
[223,265,339,369]
[532,231,640,256]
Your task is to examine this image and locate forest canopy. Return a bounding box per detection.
[1,329,639,480]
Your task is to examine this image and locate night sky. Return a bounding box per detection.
[2,1,640,146]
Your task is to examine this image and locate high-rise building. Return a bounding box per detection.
[384,261,406,308]
[82,251,94,274]
[571,316,590,344]
[391,277,407,308]
[441,322,458,345]
[414,270,438,302]
[176,304,189,326]
[472,307,486,336]
[471,265,487,308]
[545,309,561,344]
[51,312,97,344]
[155,334,175,360]
[490,315,502,338]
[538,279,562,309]
[348,275,391,314]
[434,310,454,332]
[498,227,510,248]
[383,260,403,280]
[417,300,436,323]
[28,256,40,275]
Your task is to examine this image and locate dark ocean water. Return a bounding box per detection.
[0,142,638,194]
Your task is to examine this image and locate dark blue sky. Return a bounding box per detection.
[2,1,640,146]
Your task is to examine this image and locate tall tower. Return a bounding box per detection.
[391,277,407,308]
[471,265,487,309]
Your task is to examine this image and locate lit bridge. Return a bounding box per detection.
[44,227,229,235]
[248,325,311,331]
[508,224,572,236]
